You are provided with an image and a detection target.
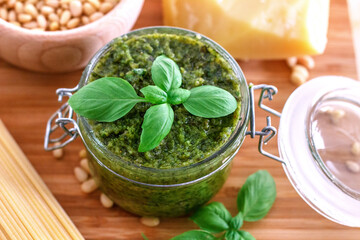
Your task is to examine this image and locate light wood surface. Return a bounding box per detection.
[0,0,359,239]
[0,0,144,73]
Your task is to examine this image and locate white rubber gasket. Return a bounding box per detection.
[278,76,360,227]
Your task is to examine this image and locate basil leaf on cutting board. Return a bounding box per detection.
[237,170,276,221]
[170,230,217,240]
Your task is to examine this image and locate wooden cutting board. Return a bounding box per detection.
[0,0,359,239]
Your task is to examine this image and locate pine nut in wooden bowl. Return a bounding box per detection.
[0,0,144,72]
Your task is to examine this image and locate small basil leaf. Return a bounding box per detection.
[237,170,276,222]
[140,85,167,104]
[238,231,256,240]
[190,202,230,233]
[141,233,149,240]
[183,86,237,118]
[151,55,182,92]
[225,230,241,240]
[138,103,174,152]
[229,212,243,230]
[68,77,146,122]
[167,88,190,105]
[171,230,216,240]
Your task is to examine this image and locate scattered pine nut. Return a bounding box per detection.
[292,64,309,79]
[290,71,306,86]
[286,57,297,68]
[345,160,360,173]
[80,158,91,174]
[74,166,89,182]
[52,143,63,159]
[298,55,315,69]
[351,142,360,156]
[140,217,160,227]
[79,148,87,159]
[81,178,98,193]
[100,193,114,208]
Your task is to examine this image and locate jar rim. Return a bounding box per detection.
[77,26,250,174]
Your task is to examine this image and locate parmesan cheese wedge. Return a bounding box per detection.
[163,0,330,60]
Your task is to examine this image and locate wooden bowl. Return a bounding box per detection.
[0,0,144,73]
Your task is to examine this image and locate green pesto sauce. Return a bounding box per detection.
[88,33,241,169]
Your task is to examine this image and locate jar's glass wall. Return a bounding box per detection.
[77,27,249,217]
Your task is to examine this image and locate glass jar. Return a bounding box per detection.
[46,27,253,217]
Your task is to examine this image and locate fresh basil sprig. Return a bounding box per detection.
[68,55,238,152]
[168,170,276,240]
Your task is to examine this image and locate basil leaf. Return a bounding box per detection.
[229,212,243,230]
[167,88,190,105]
[68,77,146,122]
[238,231,256,240]
[190,202,231,233]
[138,103,174,152]
[151,55,182,92]
[171,230,216,240]
[140,85,167,104]
[183,86,237,118]
[225,230,241,240]
[237,170,276,222]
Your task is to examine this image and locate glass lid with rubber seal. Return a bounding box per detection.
[278,76,360,227]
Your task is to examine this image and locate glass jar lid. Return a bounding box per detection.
[278,76,360,227]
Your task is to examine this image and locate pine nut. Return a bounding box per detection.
[345,161,360,173]
[8,10,16,21]
[0,8,8,20]
[66,17,79,29]
[81,15,89,24]
[89,11,103,22]
[46,0,59,8]
[69,0,82,17]
[60,9,70,25]
[52,147,63,159]
[48,12,59,22]
[329,109,345,124]
[7,0,16,8]
[290,71,306,86]
[18,13,32,23]
[74,166,89,182]
[80,158,91,174]
[298,55,315,69]
[24,3,38,17]
[293,64,309,79]
[83,2,95,16]
[36,14,47,28]
[351,142,360,156]
[10,21,20,26]
[140,217,160,227]
[100,193,114,208]
[15,2,23,13]
[88,0,100,9]
[286,57,297,68]
[81,178,98,193]
[79,148,87,159]
[41,5,54,15]
[99,2,113,14]
[35,1,43,10]
[49,21,59,30]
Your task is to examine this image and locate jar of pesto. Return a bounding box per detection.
[45,27,278,217]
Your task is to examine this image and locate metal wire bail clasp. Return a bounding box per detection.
[246,84,284,164]
[44,86,80,151]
